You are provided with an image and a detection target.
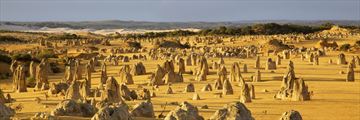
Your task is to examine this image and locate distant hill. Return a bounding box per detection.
[1,20,359,30]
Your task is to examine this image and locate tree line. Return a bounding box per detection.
[118,23,357,39]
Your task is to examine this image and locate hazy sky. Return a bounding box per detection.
[1,0,359,22]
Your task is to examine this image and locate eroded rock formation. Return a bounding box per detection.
[274,61,311,101]
[164,101,204,120]
[210,102,254,120]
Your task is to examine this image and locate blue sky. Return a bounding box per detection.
[0,0,359,22]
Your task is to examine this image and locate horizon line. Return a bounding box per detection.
[1,19,360,23]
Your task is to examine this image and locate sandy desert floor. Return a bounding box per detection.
[1,49,359,120]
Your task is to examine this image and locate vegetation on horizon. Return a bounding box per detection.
[0,36,26,43]
[0,54,12,64]
[116,23,357,39]
[47,33,84,40]
[199,23,329,35]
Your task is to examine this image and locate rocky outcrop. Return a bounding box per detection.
[100,63,107,84]
[0,102,15,120]
[192,93,201,100]
[166,85,174,94]
[0,89,10,104]
[274,61,310,101]
[201,84,212,92]
[195,57,209,81]
[255,56,260,69]
[150,65,166,85]
[337,53,347,65]
[119,65,134,84]
[265,58,277,70]
[63,66,74,84]
[101,77,122,103]
[85,62,92,87]
[137,88,152,100]
[29,61,37,78]
[252,70,261,82]
[31,112,55,120]
[163,60,175,73]
[13,64,27,92]
[73,60,82,80]
[346,63,355,82]
[91,102,131,120]
[209,102,254,120]
[51,99,96,117]
[131,62,146,75]
[229,62,245,84]
[240,84,252,103]
[276,55,282,65]
[130,100,155,118]
[120,84,137,101]
[214,78,223,90]
[65,81,82,100]
[164,101,204,120]
[279,110,303,120]
[184,83,195,93]
[178,58,186,73]
[217,66,227,84]
[48,82,69,95]
[222,79,233,95]
[35,60,49,90]
[243,64,248,73]
[163,71,184,84]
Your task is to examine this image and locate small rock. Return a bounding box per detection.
[166,86,173,94]
[34,97,41,104]
[151,91,156,97]
[262,110,267,114]
[214,94,222,98]
[192,93,200,100]
[201,105,209,109]
[262,89,269,92]
[169,102,179,105]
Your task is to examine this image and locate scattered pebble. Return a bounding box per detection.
[262,89,269,92]
[201,105,209,109]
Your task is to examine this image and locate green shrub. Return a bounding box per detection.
[355,40,360,47]
[0,36,24,43]
[0,54,12,64]
[12,53,32,61]
[339,44,351,51]
[26,76,36,87]
[36,49,57,59]
[127,41,142,49]
[0,73,9,79]
[48,33,83,40]
[50,62,61,73]
[158,40,190,49]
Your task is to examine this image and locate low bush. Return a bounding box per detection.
[12,53,32,61]
[50,62,61,73]
[0,36,24,43]
[158,40,191,49]
[0,54,12,64]
[0,73,9,79]
[355,40,360,47]
[127,41,142,49]
[26,76,36,87]
[36,49,57,59]
[339,44,351,51]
